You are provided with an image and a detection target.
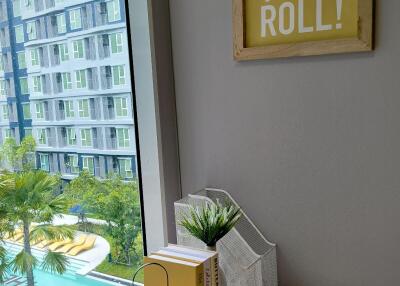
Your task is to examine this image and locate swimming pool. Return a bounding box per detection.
[4,242,118,286]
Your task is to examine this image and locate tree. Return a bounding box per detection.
[65,172,143,265]
[0,171,74,286]
[0,136,36,172]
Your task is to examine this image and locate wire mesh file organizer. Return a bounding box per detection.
[175,188,278,286]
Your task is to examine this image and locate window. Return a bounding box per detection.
[110,33,123,53]
[24,0,34,10]
[62,72,72,89]
[15,25,24,43]
[35,102,44,119]
[4,128,11,139]
[78,99,89,118]
[26,21,37,40]
[22,103,31,119]
[56,14,66,34]
[20,77,29,94]
[115,97,128,117]
[0,80,6,97]
[39,154,49,171]
[107,0,121,22]
[65,100,74,118]
[119,158,133,178]
[69,8,82,30]
[13,0,21,17]
[0,56,3,72]
[30,49,40,66]
[75,70,87,88]
[25,128,32,137]
[116,128,129,148]
[59,43,69,61]
[66,127,77,145]
[80,128,92,147]
[17,51,26,69]
[37,129,47,145]
[112,65,125,86]
[72,40,84,58]
[2,105,8,120]
[67,154,79,174]
[82,156,94,174]
[32,76,42,92]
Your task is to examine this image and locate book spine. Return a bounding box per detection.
[211,255,219,286]
[204,258,211,286]
[197,263,205,286]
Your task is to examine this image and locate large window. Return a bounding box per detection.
[0,2,174,285]
[69,9,82,30]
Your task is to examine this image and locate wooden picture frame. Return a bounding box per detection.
[233,0,374,61]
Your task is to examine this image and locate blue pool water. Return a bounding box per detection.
[4,242,116,286]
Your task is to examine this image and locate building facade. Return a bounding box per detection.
[0,0,136,180]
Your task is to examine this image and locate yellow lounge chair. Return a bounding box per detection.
[68,236,96,256]
[48,238,73,251]
[56,235,88,253]
[9,231,23,242]
[36,239,56,249]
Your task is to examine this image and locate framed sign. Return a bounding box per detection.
[233,0,374,60]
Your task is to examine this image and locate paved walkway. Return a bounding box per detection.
[52,214,108,226]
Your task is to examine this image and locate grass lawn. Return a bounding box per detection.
[73,222,144,283]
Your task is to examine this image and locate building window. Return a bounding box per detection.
[22,103,31,119]
[56,14,66,34]
[66,127,77,145]
[2,105,8,120]
[78,99,89,118]
[81,129,92,147]
[32,76,42,92]
[115,97,128,117]
[35,102,44,119]
[82,156,94,174]
[116,128,129,148]
[119,158,133,178]
[20,77,29,94]
[110,33,123,54]
[17,51,26,69]
[37,129,47,145]
[75,70,87,89]
[67,154,79,174]
[24,0,34,10]
[112,65,125,86]
[25,128,32,137]
[0,55,3,72]
[30,49,40,66]
[59,43,69,61]
[0,80,6,97]
[15,25,24,43]
[39,154,49,171]
[107,0,121,22]
[62,72,72,90]
[69,8,82,30]
[26,21,37,40]
[73,40,84,59]
[13,0,21,17]
[65,100,74,118]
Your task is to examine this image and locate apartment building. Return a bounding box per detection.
[0,0,136,180]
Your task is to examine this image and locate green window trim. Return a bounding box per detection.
[82,156,94,174]
[119,158,133,178]
[22,103,31,119]
[80,129,92,147]
[13,0,21,17]
[66,128,77,145]
[110,33,123,54]
[78,99,89,117]
[39,154,49,171]
[30,49,40,66]
[67,154,79,174]
[20,77,29,94]
[26,21,37,40]
[73,40,84,59]
[115,97,128,117]
[38,129,47,145]
[15,25,24,43]
[62,72,72,89]
[32,76,42,92]
[112,65,125,86]
[65,100,74,118]
[69,8,82,30]
[59,43,69,61]
[116,128,129,148]
[35,103,44,119]
[107,0,121,22]
[56,14,66,34]
[76,70,87,89]
[17,52,26,69]
[2,105,8,120]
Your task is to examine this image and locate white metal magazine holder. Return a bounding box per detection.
[175,188,278,286]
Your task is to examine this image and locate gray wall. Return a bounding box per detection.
[169,1,400,286]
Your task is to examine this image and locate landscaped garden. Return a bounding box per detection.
[0,136,144,285]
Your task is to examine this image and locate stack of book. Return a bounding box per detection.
[144,244,219,286]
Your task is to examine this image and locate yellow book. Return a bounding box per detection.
[144,254,204,286]
[161,244,219,286]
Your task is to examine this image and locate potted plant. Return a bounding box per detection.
[180,201,241,251]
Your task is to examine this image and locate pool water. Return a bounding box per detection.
[4,242,116,286]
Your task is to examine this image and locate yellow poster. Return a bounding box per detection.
[245,0,359,47]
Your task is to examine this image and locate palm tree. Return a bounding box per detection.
[0,171,74,286]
